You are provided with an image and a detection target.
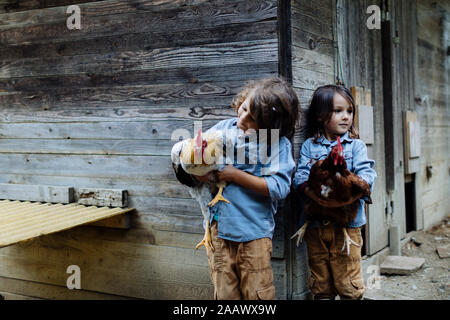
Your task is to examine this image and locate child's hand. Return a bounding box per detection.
[217,165,270,197]
[217,165,238,183]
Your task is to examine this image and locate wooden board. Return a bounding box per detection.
[0,0,284,300]
[0,200,135,248]
[0,183,73,203]
[351,87,374,144]
[356,105,374,144]
[77,188,128,207]
[403,111,421,174]
[404,111,421,158]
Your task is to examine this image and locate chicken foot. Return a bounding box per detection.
[291,221,310,247]
[208,181,230,207]
[195,219,214,252]
[341,227,360,256]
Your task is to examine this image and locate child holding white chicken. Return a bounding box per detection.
[292,85,377,300]
[193,77,299,300]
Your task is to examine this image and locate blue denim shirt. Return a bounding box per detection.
[293,132,377,227]
[206,118,295,242]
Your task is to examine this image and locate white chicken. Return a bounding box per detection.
[171,128,231,252]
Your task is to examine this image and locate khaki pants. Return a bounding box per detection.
[304,225,365,300]
[206,221,275,300]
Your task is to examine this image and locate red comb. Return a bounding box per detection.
[337,136,343,165]
[333,136,344,166]
[195,128,202,147]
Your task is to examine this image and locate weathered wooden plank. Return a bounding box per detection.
[292,65,334,90]
[0,39,278,79]
[0,227,209,269]
[0,233,214,299]
[0,21,277,61]
[0,138,175,156]
[71,218,199,248]
[291,10,333,40]
[0,107,237,123]
[0,0,273,31]
[0,0,277,45]
[0,276,133,300]
[403,111,421,174]
[0,62,278,92]
[0,105,239,123]
[0,154,173,179]
[0,120,218,140]
[0,81,243,110]
[77,188,127,207]
[291,26,334,57]
[356,105,374,144]
[0,183,73,203]
[291,0,332,20]
[0,0,210,25]
[0,0,101,14]
[0,228,287,299]
[292,45,334,75]
[0,253,214,299]
[0,173,192,200]
[129,196,201,217]
[1,0,234,15]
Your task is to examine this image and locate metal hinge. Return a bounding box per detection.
[392,29,400,47]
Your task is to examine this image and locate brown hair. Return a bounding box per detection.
[231,77,299,139]
[303,84,359,141]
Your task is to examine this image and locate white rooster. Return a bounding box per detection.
[171,128,232,252]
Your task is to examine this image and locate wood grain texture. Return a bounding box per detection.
[289,0,335,299]
[0,0,284,299]
[0,0,277,45]
[0,183,73,203]
[77,188,128,207]
[416,0,450,229]
[0,200,135,248]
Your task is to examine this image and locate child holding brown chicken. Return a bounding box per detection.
[191,77,299,300]
[292,85,377,300]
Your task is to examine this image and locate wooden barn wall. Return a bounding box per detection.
[335,0,388,255]
[289,0,335,299]
[335,0,449,252]
[415,0,450,229]
[0,0,283,299]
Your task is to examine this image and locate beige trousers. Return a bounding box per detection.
[304,225,365,300]
[206,221,275,300]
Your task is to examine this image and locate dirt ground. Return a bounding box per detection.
[364,216,450,300]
